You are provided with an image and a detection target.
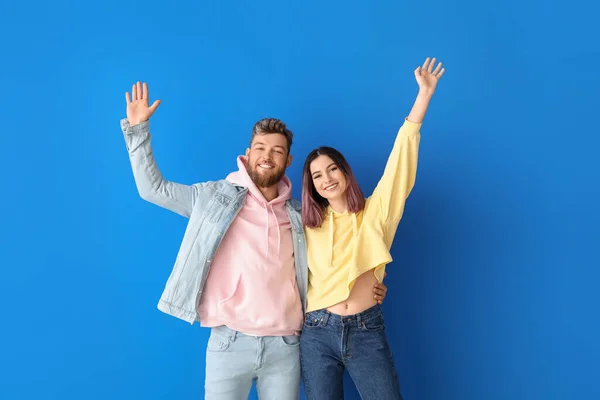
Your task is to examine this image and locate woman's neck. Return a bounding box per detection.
[328,198,348,213]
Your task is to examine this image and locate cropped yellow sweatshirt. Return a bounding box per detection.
[305,119,421,312]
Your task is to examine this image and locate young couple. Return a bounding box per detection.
[120,57,445,400]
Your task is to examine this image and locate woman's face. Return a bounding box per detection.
[309,155,348,202]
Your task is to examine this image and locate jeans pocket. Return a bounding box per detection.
[281,335,300,347]
[304,315,324,328]
[359,312,385,332]
[207,329,233,352]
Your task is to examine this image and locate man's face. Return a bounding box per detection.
[245,133,292,188]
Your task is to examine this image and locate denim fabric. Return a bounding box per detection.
[300,304,403,400]
[205,325,301,400]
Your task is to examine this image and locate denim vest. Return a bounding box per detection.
[121,119,308,324]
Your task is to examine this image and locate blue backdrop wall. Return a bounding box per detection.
[1,0,599,399]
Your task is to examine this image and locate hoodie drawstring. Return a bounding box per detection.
[328,211,334,267]
[264,204,281,258]
[328,209,358,268]
[271,204,281,257]
[264,206,270,258]
[351,213,358,260]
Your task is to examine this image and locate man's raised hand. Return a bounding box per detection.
[125,82,161,126]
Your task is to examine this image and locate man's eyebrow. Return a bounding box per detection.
[252,142,287,150]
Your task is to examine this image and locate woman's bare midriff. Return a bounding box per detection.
[326,269,379,316]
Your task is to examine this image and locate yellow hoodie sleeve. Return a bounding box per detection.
[370,119,421,243]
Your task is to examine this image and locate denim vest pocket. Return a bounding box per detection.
[207,193,233,223]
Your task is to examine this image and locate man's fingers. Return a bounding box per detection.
[125,92,131,104]
[143,82,148,100]
[149,99,161,114]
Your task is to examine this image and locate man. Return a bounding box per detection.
[120,81,388,399]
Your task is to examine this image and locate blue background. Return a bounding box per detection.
[1,0,599,399]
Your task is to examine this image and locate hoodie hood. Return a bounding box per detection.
[225,156,292,258]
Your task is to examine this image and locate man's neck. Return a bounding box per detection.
[258,185,279,202]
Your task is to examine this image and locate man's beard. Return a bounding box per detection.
[246,162,285,188]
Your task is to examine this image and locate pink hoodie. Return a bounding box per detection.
[196,156,303,336]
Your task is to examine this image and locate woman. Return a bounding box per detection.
[299,57,445,399]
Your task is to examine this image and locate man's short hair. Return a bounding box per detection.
[250,118,293,153]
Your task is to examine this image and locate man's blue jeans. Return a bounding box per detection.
[205,326,301,399]
[299,304,403,400]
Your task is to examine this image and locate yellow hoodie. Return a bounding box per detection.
[305,119,421,312]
